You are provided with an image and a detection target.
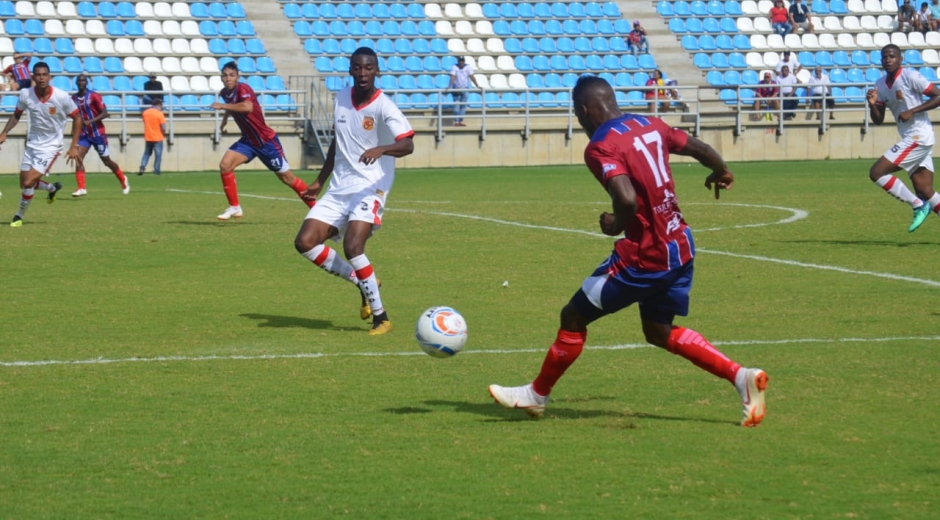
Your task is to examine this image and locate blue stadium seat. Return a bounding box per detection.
[502,92,522,109]
[236,20,255,36]
[699,35,717,51]
[294,22,311,37]
[227,39,247,54]
[322,38,341,55]
[515,55,534,71]
[314,56,332,72]
[112,76,132,91]
[732,34,751,50]
[500,3,518,17]
[386,56,405,73]
[603,54,620,70]
[218,57,234,69]
[716,34,734,51]
[347,21,365,37]
[116,1,135,17]
[324,76,345,92]
[592,36,610,52]
[363,20,381,36]
[668,18,687,33]
[920,67,937,81]
[574,37,592,52]
[846,68,864,83]
[657,1,675,16]
[208,2,227,18]
[709,0,726,14]
[357,38,376,51]
[719,89,737,105]
[413,38,431,54]
[904,49,924,66]
[724,70,743,85]
[372,3,390,18]
[215,20,234,36]
[55,38,75,54]
[540,37,557,53]
[51,76,72,91]
[430,38,448,54]
[586,55,603,70]
[682,35,700,51]
[518,2,535,18]
[551,2,569,17]
[719,17,737,33]
[545,72,563,87]
[76,1,96,17]
[829,0,848,14]
[276,94,296,111]
[0,1,13,17]
[400,20,418,36]
[417,20,436,36]
[520,37,538,53]
[423,56,442,72]
[180,94,201,112]
[815,51,834,67]
[337,2,355,19]
[707,70,726,86]
[189,2,208,18]
[690,0,708,15]
[200,20,219,37]
[812,0,830,13]
[533,55,551,71]
[561,72,579,87]
[556,37,574,52]
[120,19,141,36]
[407,3,425,18]
[529,20,547,35]
[796,51,814,67]
[851,50,869,66]
[526,73,544,88]
[694,53,712,68]
[257,57,275,74]
[597,19,615,35]
[729,52,747,68]
[569,2,587,17]
[829,68,847,83]
[434,73,450,89]
[389,3,407,19]
[303,39,321,54]
[546,19,563,35]
[404,55,423,72]
[327,21,346,37]
[227,3,245,18]
[742,69,759,85]
[283,3,301,19]
[92,76,111,92]
[638,54,657,69]
[614,72,632,86]
[845,86,864,102]
[724,0,743,15]
[536,91,555,108]
[535,2,552,17]
[83,57,103,73]
[702,18,721,33]
[208,38,227,54]
[44,56,61,73]
[674,1,692,16]
[383,20,401,37]
[131,75,148,91]
[610,37,628,52]
[64,56,83,73]
[865,68,882,82]
[105,20,125,36]
[5,19,24,35]
[237,57,257,73]
[493,20,510,36]
[380,75,398,91]
[833,51,851,67]
[621,55,639,70]
[13,38,32,54]
[510,20,528,35]
[246,75,265,91]
[23,19,42,36]
[568,54,586,70]
[397,75,416,90]
[580,19,598,34]
[104,56,123,73]
[394,38,412,54]
[550,55,568,71]
[562,19,580,35]
[33,38,53,54]
[603,1,621,16]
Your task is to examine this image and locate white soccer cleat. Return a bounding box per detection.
[488,383,548,418]
[737,368,769,427]
[121,177,130,195]
[217,205,243,221]
[71,188,87,197]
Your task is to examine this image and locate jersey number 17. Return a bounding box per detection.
[632,131,670,188]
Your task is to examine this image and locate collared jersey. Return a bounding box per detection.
[875,67,937,145]
[584,114,694,272]
[219,82,277,146]
[329,87,414,196]
[72,89,107,138]
[15,86,79,150]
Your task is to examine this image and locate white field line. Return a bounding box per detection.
[3,335,939,367]
[167,188,940,288]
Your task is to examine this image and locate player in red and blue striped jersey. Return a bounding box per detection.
[489,76,769,427]
[3,53,32,90]
[70,75,128,197]
[210,61,313,220]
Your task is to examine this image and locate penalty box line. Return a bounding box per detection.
[2,335,939,368]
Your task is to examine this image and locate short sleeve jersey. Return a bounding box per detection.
[449,64,474,89]
[330,87,414,196]
[219,82,277,147]
[4,57,30,82]
[72,90,107,138]
[16,86,79,150]
[584,114,694,271]
[875,68,937,145]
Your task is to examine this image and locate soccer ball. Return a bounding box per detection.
[415,306,468,358]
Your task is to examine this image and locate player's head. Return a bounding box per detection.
[763,71,772,82]
[780,65,790,76]
[782,50,791,59]
[75,74,88,92]
[31,61,50,88]
[880,44,903,73]
[814,66,823,77]
[349,47,379,95]
[572,75,622,138]
[221,61,239,90]
[456,56,466,69]
[152,98,163,107]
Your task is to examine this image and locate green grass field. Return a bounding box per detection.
[0,160,937,519]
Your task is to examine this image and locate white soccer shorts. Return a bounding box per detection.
[304,188,386,240]
[883,137,935,175]
[20,146,61,175]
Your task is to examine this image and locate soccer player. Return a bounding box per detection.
[0,61,82,227]
[209,62,313,220]
[867,43,940,232]
[293,47,414,335]
[70,74,129,197]
[488,76,769,427]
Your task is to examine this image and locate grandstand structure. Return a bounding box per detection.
[0,0,933,172]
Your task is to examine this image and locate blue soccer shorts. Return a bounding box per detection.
[78,134,110,158]
[229,136,290,174]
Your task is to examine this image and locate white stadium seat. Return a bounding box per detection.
[750,34,769,49]
[745,51,765,68]
[923,49,940,65]
[142,56,162,73]
[124,56,143,73]
[843,16,861,31]
[74,38,94,53]
[908,31,927,47]
[873,32,891,47]
[189,75,210,91]
[190,38,209,54]
[466,38,485,53]
[443,3,463,18]
[474,75,490,89]
[36,1,55,17]
[14,1,34,16]
[823,16,843,31]
[477,55,497,71]
[737,17,755,32]
[171,38,191,54]
[435,20,454,35]
[856,32,876,48]
[508,73,526,89]
[784,34,803,49]
[762,51,780,67]
[864,0,884,13]
[463,56,477,69]
[926,31,940,46]
[877,15,897,30]
[447,38,465,53]
[756,0,774,13]
[837,33,858,48]
[154,2,173,18]
[200,56,219,73]
[136,2,155,17]
[95,38,115,54]
[56,1,76,17]
[489,73,509,89]
[169,75,190,91]
[424,3,443,19]
[802,33,820,49]
[496,55,516,71]
[753,17,772,33]
[741,0,760,15]
[883,0,899,10]
[796,69,811,83]
[65,19,86,36]
[859,15,878,30]
[486,38,504,53]
[847,0,865,13]
[891,32,909,47]
[209,76,224,91]
[143,20,163,36]
[767,34,786,49]
[162,21,182,37]
[0,38,13,54]
[44,19,64,36]
[134,38,154,54]
[475,20,494,35]
[86,20,106,36]
[464,3,483,18]
[819,33,838,49]
[455,20,474,35]
[0,56,12,69]
[172,2,191,18]
[115,38,133,54]
[153,38,172,54]
[181,57,200,73]
[181,21,200,37]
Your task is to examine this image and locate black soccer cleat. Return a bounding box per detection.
[47,182,63,204]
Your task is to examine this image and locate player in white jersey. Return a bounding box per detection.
[0,61,82,227]
[294,47,414,336]
[867,44,940,232]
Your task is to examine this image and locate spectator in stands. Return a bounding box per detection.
[769,0,793,36]
[788,0,815,34]
[915,2,932,33]
[645,69,670,113]
[3,53,32,91]
[807,66,835,120]
[776,65,801,120]
[665,78,690,112]
[627,21,649,56]
[139,98,166,175]
[447,57,478,127]
[775,50,803,77]
[142,73,164,106]
[899,0,916,33]
[928,0,940,30]
[752,72,780,121]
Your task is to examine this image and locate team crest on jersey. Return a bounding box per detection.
[362,116,375,131]
[48,106,57,115]
[896,90,904,100]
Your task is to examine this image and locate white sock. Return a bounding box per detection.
[927,193,940,214]
[36,181,54,192]
[734,367,749,399]
[16,188,34,218]
[349,254,385,317]
[302,244,357,284]
[875,175,922,207]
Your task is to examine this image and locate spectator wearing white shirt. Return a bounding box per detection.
[776,65,800,120]
[447,57,479,127]
[807,66,835,120]
[775,51,802,77]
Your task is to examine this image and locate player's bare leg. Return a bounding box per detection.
[343,221,391,335]
[295,217,362,313]
[910,166,940,223]
[870,158,930,232]
[72,147,89,197]
[275,170,315,208]
[217,150,247,220]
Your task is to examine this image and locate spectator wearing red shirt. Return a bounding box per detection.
[753,72,781,121]
[3,53,32,91]
[769,0,793,36]
[627,21,649,56]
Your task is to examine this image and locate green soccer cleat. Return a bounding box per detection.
[10,215,23,227]
[47,182,62,204]
[909,202,931,233]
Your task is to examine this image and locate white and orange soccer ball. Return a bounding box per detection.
[415,306,468,358]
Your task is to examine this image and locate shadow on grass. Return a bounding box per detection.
[779,239,940,247]
[240,313,362,332]
[418,398,738,426]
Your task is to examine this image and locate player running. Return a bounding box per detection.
[293,47,414,335]
[0,61,81,227]
[488,76,769,427]
[70,74,129,197]
[210,62,313,220]
[867,44,940,232]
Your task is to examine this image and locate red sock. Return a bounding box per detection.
[220,171,239,206]
[291,177,314,208]
[114,168,126,185]
[76,171,86,189]
[532,329,586,396]
[666,327,740,383]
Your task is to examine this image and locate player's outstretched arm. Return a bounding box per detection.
[0,111,21,147]
[677,136,734,199]
[304,139,336,202]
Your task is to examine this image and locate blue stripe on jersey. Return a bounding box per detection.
[590,113,651,143]
[73,90,103,138]
[666,240,679,270]
[683,227,695,258]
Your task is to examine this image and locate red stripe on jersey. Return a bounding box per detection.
[893,142,920,165]
[352,89,383,110]
[395,130,415,141]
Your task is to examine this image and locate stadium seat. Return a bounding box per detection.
[707,70,726,86]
